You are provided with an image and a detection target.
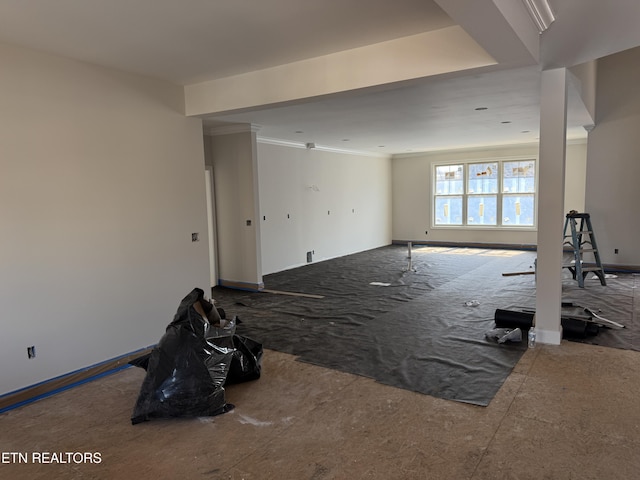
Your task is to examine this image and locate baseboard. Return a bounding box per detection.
[393,242,640,272]
[392,240,537,251]
[601,264,640,273]
[218,279,265,291]
[0,346,154,414]
[536,328,562,345]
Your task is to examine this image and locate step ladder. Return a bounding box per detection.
[562,212,606,288]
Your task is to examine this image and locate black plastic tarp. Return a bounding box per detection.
[131,288,262,425]
[209,246,534,406]
[209,245,638,406]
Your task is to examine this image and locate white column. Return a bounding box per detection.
[535,67,568,345]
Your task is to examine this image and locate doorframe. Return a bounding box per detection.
[205,166,218,288]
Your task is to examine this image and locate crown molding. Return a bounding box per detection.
[206,123,262,136]
[522,0,556,33]
[257,137,307,149]
[257,136,390,158]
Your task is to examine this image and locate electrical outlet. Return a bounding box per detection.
[191,233,199,242]
[27,346,36,359]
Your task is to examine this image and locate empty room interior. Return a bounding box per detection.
[2,1,640,479]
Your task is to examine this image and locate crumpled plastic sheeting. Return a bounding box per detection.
[131,288,261,425]
[485,328,523,344]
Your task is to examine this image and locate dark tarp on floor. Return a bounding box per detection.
[217,245,638,406]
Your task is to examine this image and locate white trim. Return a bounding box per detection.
[431,154,538,167]
[257,136,307,149]
[432,158,538,229]
[536,327,562,345]
[522,0,556,33]
[257,136,390,158]
[204,166,218,288]
[207,124,262,136]
[314,144,389,158]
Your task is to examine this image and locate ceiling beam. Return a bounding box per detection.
[184,26,495,117]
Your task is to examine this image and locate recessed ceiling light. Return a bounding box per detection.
[501,121,512,124]
[475,107,488,111]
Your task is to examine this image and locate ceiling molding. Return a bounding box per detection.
[257,137,390,159]
[521,0,556,33]
[257,137,307,149]
[206,124,261,136]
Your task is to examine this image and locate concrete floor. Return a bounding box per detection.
[1,341,639,480]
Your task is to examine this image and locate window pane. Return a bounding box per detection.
[468,162,498,194]
[467,195,497,225]
[435,196,463,225]
[503,160,535,193]
[502,194,534,226]
[435,164,463,195]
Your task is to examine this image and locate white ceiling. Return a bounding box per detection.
[1,0,639,155]
[0,0,453,85]
[211,65,544,154]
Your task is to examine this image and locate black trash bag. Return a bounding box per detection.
[226,334,263,385]
[129,352,151,370]
[131,288,236,425]
[130,334,263,384]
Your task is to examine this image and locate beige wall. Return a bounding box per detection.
[0,43,209,396]
[256,142,392,275]
[392,142,587,246]
[206,131,263,289]
[204,134,391,280]
[564,141,587,214]
[586,47,640,267]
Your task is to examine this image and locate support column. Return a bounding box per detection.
[535,67,568,345]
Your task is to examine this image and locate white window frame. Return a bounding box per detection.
[432,157,537,229]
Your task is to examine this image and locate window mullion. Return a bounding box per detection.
[433,159,535,228]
